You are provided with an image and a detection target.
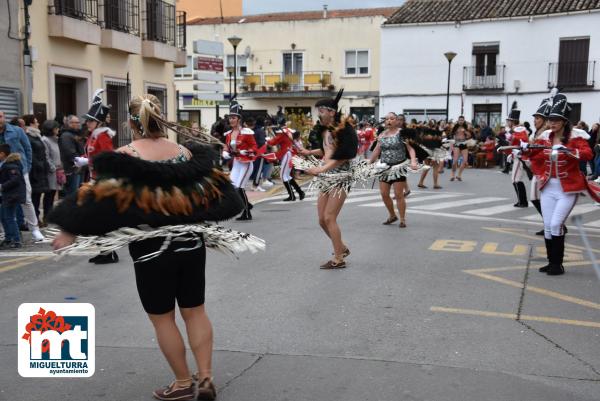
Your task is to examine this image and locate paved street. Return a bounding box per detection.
[1,169,600,401]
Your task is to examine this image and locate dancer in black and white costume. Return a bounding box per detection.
[369,112,418,228]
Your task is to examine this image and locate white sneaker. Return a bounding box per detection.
[263,180,274,188]
[32,229,45,242]
[256,186,266,192]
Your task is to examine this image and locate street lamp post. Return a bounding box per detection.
[228,36,242,100]
[226,66,234,100]
[444,51,457,122]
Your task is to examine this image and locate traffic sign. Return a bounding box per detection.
[193,40,224,57]
[196,57,223,72]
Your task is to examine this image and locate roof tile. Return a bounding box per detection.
[385,0,600,24]
[188,7,398,25]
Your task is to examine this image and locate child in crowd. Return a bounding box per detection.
[0,144,27,248]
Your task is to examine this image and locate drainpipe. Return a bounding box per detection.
[23,0,33,113]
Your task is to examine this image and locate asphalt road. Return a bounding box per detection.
[1,168,600,401]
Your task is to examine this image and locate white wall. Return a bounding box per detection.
[380,12,600,124]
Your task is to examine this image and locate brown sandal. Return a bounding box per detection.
[320,259,347,269]
[399,221,407,228]
[382,216,398,225]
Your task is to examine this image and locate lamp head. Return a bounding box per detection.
[444,51,457,62]
[228,36,242,48]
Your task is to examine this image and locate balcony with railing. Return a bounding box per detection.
[548,61,596,90]
[48,0,101,45]
[462,65,505,91]
[142,0,178,62]
[174,11,187,67]
[237,71,335,98]
[100,0,141,54]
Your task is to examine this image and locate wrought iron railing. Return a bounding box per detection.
[49,0,98,24]
[548,61,595,89]
[143,0,176,46]
[239,71,334,92]
[462,65,505,91]
[103,0,140,35]
[176,11,186,50]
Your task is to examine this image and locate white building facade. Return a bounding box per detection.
[176,7,397,128]
[380,1,600,128]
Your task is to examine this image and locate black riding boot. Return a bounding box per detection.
[512,183,520,207]
[90,251,119,264]
[236,188,252,220]
[282,181,296,201]
[547,235,565,276]
[517,182,528,207]
[289,178,305,200]
[531,200,544,235]
[539,238,552,272]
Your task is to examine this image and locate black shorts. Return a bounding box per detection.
[130,237,206,315]
[457,143,468,150]
[380,176,406,184]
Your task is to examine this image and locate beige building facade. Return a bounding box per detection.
[29,0,186,143]
[176,0,242,21]
[176,7,397,128]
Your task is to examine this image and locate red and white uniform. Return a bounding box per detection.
[529,129,596,196]
[225,127,257,188]
[85,127,115,179]
[503,126,529,183]
[358,127,375,156]
[268,128,294,182]
[527,128,600,237]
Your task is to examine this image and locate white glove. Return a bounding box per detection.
[520,140,529,150]
[221,151,231,160]
[507,154,513,163]
[74,157,89,168]
[552,144,566,150]
[374,161,389,169]
[239,150,248,156]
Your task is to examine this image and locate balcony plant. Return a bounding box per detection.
[304,85,309,92]
[327,84,335,90]
[241,84,249,91]
[274,81,290,92]
[318,78,328,88]
[261,86,267,92]
[249,82,257,91]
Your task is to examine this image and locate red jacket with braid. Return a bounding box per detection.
[267,128,294,161]
[528,128,593,193]
[224,128,257,163]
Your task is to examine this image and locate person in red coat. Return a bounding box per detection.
[523,93,599,276]
[504,102,530,207]
[79,88,119,264]
[268,122,305,201]
[223,101,257,220]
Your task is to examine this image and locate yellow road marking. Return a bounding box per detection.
[483,227,600,254]
[464,260,593,274]
[0,257,48,274]
[431,306,600,329]
[465,270,600,310]
[0,256,40,266]
[429,239,477,252]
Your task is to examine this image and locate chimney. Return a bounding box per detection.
[323,4,328,18]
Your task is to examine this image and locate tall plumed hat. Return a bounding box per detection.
[533,88,557,118]
[315,88,344,111]
[229,100,243,117]
[507,101,520,122]
[548,92,571,121]
[85,89,111,123]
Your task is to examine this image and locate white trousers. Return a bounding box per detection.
[530,175,540,201]
[511,156,525,183]
[280,151,292,183]
[230,159,254,189]
[541,178,578,239]
[21,173,40,230]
